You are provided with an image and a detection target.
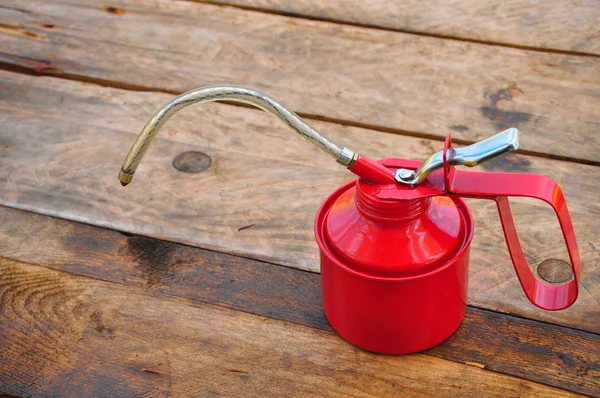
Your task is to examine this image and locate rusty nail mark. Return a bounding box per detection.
[172,151,212,173]
[106,6,126,15]
[489,84,524,108]
[237,223,256,232]
[481,83,531,129]
[537,259,573,283]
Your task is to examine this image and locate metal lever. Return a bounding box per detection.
[395,128,520,185]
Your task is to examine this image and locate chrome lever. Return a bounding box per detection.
[395,128,520,185]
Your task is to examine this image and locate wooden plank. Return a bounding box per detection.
[1,71,599,332]
[0,206,598,395]
[203,0,600,56]
[0,258,584,397]
[1,0,599,163]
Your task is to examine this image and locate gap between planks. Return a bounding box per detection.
[188,0,600,59]
[0,60,598,168]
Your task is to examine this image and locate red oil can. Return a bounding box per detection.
[118,85,581,354]
[316,166,472,354]
[316,152,580,353]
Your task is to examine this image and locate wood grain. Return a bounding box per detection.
[0,71,599,332]
[0,258,585,397]
[0,205,598,395]
[203,0,600,55]
[1,0,599,163]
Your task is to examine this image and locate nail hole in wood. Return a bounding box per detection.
[172,151,212,173]
[537,259,573,284]
[106,6,126,15]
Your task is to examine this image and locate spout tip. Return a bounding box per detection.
[118,170,134,187]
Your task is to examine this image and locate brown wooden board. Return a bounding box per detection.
[202,0,600,56]
[0,206,598,396]
[1,71,599,332]
[0,255,592,397]
[1,0,599,163]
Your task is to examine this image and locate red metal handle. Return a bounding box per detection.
[444,139,581,310]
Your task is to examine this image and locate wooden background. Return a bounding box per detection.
[0,0,598,396]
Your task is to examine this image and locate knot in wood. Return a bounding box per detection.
[172,151,212,173]
[537,259,573,284]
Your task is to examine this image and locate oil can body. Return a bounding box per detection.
[315,179,473,354]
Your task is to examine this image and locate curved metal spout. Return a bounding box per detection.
[118,85,356,186]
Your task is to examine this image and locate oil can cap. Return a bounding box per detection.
[321,160,472,278]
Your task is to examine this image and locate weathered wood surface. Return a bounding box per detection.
[1,0,599,163]
[0,206,598,396]
[204,0,600,56]
[1,71,599,332]
[0,258,587,397]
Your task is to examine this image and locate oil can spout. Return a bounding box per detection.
[118,85,358,186]
[118,170,133,186]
